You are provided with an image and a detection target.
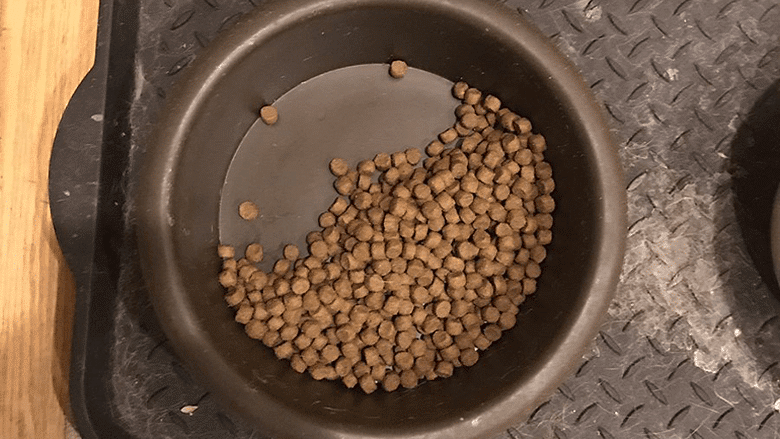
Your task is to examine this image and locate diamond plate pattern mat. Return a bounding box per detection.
[100,0,780,437]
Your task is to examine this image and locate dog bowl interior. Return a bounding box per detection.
[137,0,625,438]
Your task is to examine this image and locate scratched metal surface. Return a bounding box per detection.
[105,0,780,438]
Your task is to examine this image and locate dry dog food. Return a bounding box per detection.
[389,60,408,79]
[238,201,260,220]
[220,77,555,394]
[260,105,279,125]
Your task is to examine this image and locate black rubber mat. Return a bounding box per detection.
[50,0,780,437]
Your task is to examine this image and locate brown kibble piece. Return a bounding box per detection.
[432,330,453,349]
[460,349,479,367]
[488,203,507,222]
[525,261,542,279]
[461,312,481,329]
[217,245,235,259]
[414,356,435,376]
[350,191,373,211]
[239,201,259,220]
[460,112,480,129]
[343,374,358,388]
[405,148,422,165]
[426,140,445,157]
[470,197,489,216]
[389,60,408,78]
[274,342,294,359]
[262,330,281,347]
[329,158,350,177]
[282,244,299,261]
[245,320,267,339]
[439,128,458,144]
[493,295,513,313]
[376,339,394,364]
[538,178,555,194]
[464,88,482,105]
[473,334,490,350]
[290,354,307,373]
[334,357,352,377]
[411,286,431,305]
[450,300,470,318]
[412,308,428,328]
[321,344,341,363]
[260,105,278,125]
[483,324,502,342]
[334,176,355,195]
[440,344,460,361]
[513,117,532,134]
[359,374,378,394]
[434,301,452,318]
[395,351,415,370]
[310,365,335,381]
[365,291,385,310]
[378,320,396,340]
[360,328,380,346]
[435,192,456,212]
[499,311,517,330]
[222,259,237,273]
[391,151,408,168]
[445,319,463,336]
[435,361,454,378]
[267,316,284,331]
[356,159,376,176]
[421,315,443,334]
[482,306,500,323]
[374,152,392,171]
[483,95,501,112]
[280,323,300,341]
[341,341,360,360]
[273,259,291,276]
[294,333,313,350]
[310,240,329,260]
[499,111,517,130]
[400,369,418,389]
[453,81,469,100]
[336,324,358,343]
[537,229,552,246]
[383,371,401,392]
[535,161,553,180]
[453,191,474,208]
[395,329,415,350]
[530,245,547,263]
[330,197,349,216]
[219,270,237,288]
[225,288,245,307]
[512,149,532,169]
[308,267,328,285]
[501,134,521,154]
[408,339,428,358]
[456,241,480,260]
[291,277,310,295]
[301,347,320,366]
[528,134,547,153]
[535,194,556,213]
[495,223,513,238]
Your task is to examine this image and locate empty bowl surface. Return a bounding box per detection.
[136,0,626,438]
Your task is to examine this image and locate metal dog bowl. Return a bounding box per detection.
[136,0,626,437]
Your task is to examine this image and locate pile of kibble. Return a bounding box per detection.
[217,64,555,394]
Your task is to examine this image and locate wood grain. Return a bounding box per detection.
[0,0,99,437]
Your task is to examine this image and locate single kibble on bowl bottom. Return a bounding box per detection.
[238,200,260,221]
[218,71,555,394]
